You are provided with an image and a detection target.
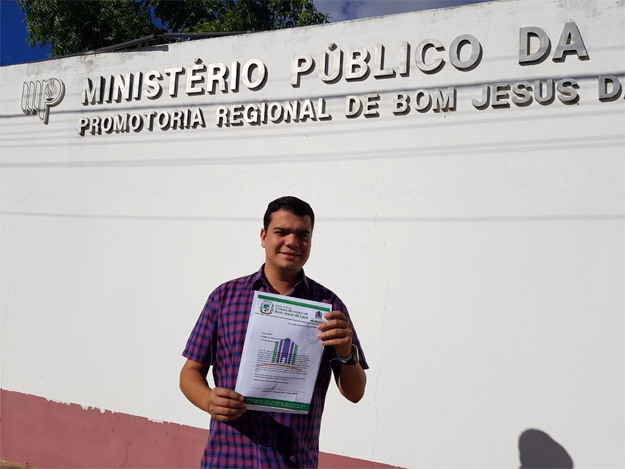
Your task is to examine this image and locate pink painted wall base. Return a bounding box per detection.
[0,390,400,468]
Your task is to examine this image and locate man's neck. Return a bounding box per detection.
[263,265,302,296]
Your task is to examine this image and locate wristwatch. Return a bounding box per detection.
[335,344,359,366]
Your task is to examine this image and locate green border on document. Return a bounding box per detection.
[244,396,310,413]
[257,294,331,311]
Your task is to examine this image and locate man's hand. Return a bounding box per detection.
[180,359,246,421]
[316,310,366,403]
[317,310,353,357]
[206,387,247,422]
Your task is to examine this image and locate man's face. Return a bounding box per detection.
[261,209,312,276]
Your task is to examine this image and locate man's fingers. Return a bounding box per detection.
[211,386,245,401]
[211,405,247,421]
[322,310,346,321]
[207,387,247,421]
[316,311,354,356]
[317,312,353,338]
[318,327,349,340]
[212,396,245,411]
[318,319,348,331]
[318,311,351,332]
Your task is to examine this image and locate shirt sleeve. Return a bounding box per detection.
[182,287,221,364]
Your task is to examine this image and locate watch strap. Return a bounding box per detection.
[334,344,358,365]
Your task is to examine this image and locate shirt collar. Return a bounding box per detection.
[252,264,309,296]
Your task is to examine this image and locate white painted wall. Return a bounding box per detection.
[1,0,623,467]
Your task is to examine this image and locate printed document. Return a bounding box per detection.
[235,291,331,413]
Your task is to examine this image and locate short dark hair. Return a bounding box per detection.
[263,196,315,231]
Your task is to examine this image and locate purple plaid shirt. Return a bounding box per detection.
[183,266,368,469]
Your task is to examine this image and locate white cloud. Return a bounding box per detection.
[314,0,494,23]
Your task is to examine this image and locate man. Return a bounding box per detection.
[180,196,368,468]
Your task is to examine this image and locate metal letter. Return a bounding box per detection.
[393,92,409,115]
[373,44,394,78]
[186,60,205,95]
[449,34,481,71]
[432,87,456,111]
[519,27,550,65]
[415,39,444,73]
[345,95,362,117]
[291,55,314,87]
[363,94,380,117]
[491,83,510,108]
[319,44,342,83]
[242,59,266,90]
[557,78,579,104]
[598,75,623,101]
[345,48,370,80]
[412,90,431,112]
[553,22,589,62]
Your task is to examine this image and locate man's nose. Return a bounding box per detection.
[284,233,298,246]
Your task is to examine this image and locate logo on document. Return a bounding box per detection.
[272,337,298,366]
[259,300,274,315]
[21,78,66,124]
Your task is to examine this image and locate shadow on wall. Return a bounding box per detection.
[519,429,574,468]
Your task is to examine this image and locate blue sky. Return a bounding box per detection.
[1,0,52,65]
[0,0,491,66]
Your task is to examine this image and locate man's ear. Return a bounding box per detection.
[260,228,266,247]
